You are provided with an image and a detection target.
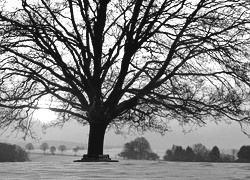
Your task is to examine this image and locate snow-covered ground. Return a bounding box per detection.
[0,153,249,179]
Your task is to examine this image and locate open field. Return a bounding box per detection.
[28,152,82,162]
[28,147,123,162]
[1,152,249,180]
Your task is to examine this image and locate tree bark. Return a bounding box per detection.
[87,122,108,156]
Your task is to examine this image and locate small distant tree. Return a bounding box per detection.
[73,146,80,156]
[237,145,250,162]
[78,146,85,151]
[185,146,196,162]
[40,143,49,154]
[147,152,159,161]
[25,143,34,153]
[208,146,220,162]
[172,145,185,161]
[163,149,174,161]
[132,137,152,160]
[50,146,56,155]
[193,143,209,162]
[231,149,238,159]
[118,143,131,159]
[58,145,67,155]
[119,137,157,160]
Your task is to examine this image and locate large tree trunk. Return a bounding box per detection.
[87,122,107,156]
[74,121,118,162]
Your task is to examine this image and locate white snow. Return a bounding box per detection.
[0,154,250,179]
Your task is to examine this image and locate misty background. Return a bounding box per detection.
[1,120,249,153]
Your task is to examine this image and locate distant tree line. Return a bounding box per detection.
[164,144,250,162]
[0,141,86,162]
[3,140,250,163]
[39,143,71,155]
[25,142,84,156]
[118,137,159,160]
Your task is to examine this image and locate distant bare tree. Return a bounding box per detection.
[119,137,156,160]
[73,146,80,156]
[193,143,209,161]
[50,146,56,155]
[0,0,250,160]
[40,143,49,154]
[25,143,34,153]
[231,149,238,159]
[58,145,67,155]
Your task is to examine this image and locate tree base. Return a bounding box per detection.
[73,154,119,162]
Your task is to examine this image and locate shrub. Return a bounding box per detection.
[40,142,49,154]
[0,142,29,162]
[237,145,250,162]
[119,137,158,160]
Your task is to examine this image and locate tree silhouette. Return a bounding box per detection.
[50,146,56,155]
[119,143,131,159]
[163,149,174,161]
[237,145,250,162]
[231,149,238,159]
[1,0,250,160]
[208,146,220,162]
[185,146,195,162]
[0,143,29,162]
[58,145,67,155]
[73,146,80,156]
[172,145,185,161]
[25,143,34,153]
[193,143,208,161]
[40,142,49,154]
[119,137,157,160]
[131,137,152,160]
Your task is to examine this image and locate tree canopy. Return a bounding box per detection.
[208,146,220,162]
[50,146,56,155]
[40,142,49,154]
[25,143,35,152]
[1,0,250,158]
[237,145,250,162]
[119,137,158,160]
[58,145,67,154]
[193,143,209,161]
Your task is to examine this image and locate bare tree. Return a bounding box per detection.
[40,142,49,154]
[58,145,67,155]
[25,143,34,153]
[231,149,238,159]
[119,137,155,160]
[0,0,250,161]
[73,146,80,156]
[50,146,56,155]
[193,143,209,161]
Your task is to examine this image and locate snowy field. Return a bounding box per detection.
[0,153,250,180]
